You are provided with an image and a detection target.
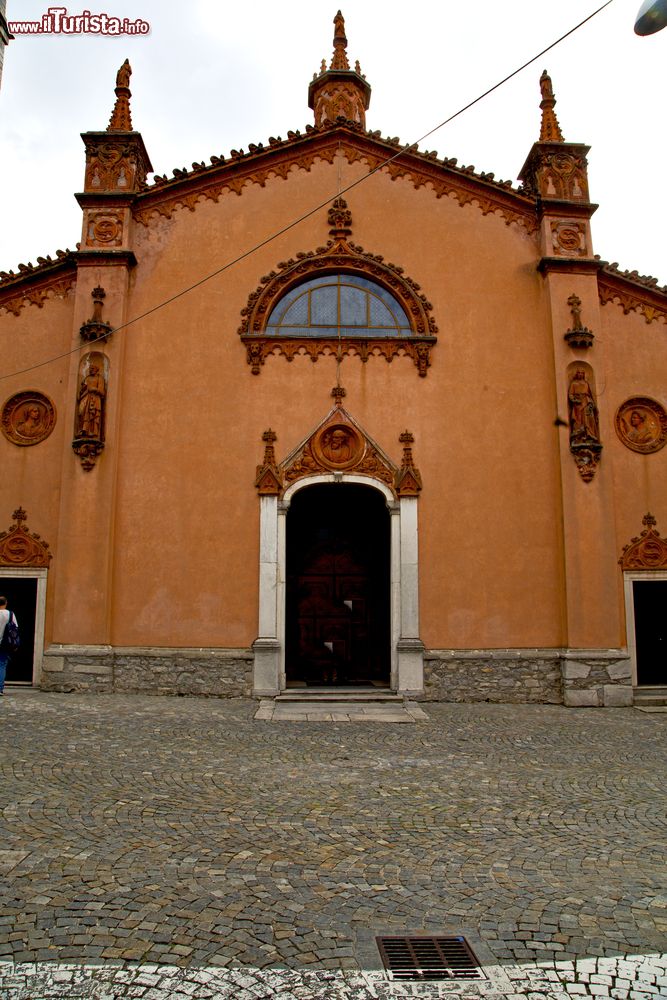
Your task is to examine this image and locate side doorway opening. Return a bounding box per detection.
[285,483,390,687]
[0,572,44,686]
[627,577,667,686]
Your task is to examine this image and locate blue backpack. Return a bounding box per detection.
[1,612,19,654]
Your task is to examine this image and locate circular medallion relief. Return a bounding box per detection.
[615,397,667,454]
[1,391,57,446]
[312,423,364,470]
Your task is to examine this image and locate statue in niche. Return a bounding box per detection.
[76,361,106,440]
[568,369,599,444]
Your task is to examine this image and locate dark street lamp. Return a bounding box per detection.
[634,0,667,34]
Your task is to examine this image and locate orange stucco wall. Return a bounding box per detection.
[2,151,665,656]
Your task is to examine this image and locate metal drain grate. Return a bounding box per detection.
[376,935,484,981]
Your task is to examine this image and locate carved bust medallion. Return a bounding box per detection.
[312,423,364,470]
[1,391,56,446]
[615,397,667,454]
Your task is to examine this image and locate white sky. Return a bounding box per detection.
[0,0,665,282]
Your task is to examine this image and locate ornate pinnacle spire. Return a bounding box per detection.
[308,11,371,128]
[331,10,350,70]
[539,69,564,142]
[108,58,133,131]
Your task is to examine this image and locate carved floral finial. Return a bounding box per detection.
[80,286,113,343]
[12,507,27,524]
[643,512,657,528]
[331,10,350,70]
[395,431,422,496]
[331,386,347,406]
[255,430,282,495]
[262,428,277,464]
[539,69,564,142]
[564,293,594,349]
[328,197,352,239]
[108,58,133,131]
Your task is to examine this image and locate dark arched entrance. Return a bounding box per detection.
[286,483,390,687]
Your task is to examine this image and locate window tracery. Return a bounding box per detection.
[238,198,437,376]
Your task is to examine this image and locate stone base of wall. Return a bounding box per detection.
[40,645,633,706]
[561,650,633,707]
[423,650,563,704]
[40,646,254,698]
[423,648,633,706]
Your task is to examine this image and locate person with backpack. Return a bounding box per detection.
[0,596,19,696]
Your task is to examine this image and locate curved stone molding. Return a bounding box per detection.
[615,397,667,454]
[0,507,52,567]
[1,390,56,447]
[619,513,667,570]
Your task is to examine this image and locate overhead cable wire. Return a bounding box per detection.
[0,0,614,382]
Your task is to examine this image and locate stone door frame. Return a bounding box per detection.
[623,569,667,687]
[0,566,48,686]
[253,474,423,696]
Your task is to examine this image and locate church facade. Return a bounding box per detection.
[2,14,666,706]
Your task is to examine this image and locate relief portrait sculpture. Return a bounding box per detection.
[615,397,667,454]
[568,369,600,443]
[16,404,46,439]
[76,363,106,440]
[321,427,353,464]
[624,409,654,446]
[1,391,56,446]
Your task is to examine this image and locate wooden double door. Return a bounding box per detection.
[286,484,390,687]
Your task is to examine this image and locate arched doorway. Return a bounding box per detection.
[285,483,390,687]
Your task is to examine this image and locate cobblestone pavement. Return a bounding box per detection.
[0,689,665,999]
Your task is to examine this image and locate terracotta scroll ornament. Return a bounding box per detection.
[567,364,602,482]
[619,513,667,570]
[0,508,52,567]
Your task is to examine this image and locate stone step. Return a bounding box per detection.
[276,688,402,703]
[633,685,667,706]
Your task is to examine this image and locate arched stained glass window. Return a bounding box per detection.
[266,274,411,339]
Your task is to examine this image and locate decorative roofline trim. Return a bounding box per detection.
[599,266,667,326]
[131,124,537,233]
[0,258,77,317]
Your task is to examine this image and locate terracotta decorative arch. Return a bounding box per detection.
[254,390,422,499]
[619,513,667,570]
[0,508,52,567]
[239,198,438,377]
